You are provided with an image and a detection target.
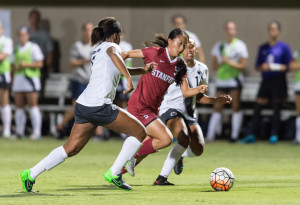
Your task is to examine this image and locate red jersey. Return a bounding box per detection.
[128,47,177,115]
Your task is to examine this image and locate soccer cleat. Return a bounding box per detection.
[153,175,174,186]
[125,158,136,177]
[269,135,278,144]
[104,169,132,191]
[20,169,35,193]
[238,134,256,144]
[174,157,184,175]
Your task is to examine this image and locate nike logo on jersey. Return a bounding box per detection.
[151,70,175,84]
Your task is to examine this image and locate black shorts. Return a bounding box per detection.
[159,108,197,127]
[216,77,242,93]
[75,103,120,126]
[257,77,287,99]
[0,74,10,90]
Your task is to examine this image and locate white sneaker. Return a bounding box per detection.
[30,135,41,140]
[125,158,136,177]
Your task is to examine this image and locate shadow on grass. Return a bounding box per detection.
[0,192,72,198]
[56,184,136,191]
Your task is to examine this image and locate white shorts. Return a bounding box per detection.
[12,75,41,93]
[216,74,244,88]
[294,82,300,93]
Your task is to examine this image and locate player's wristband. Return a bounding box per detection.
[269,63,281,71]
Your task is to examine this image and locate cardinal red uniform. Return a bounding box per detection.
[127,47,178,126]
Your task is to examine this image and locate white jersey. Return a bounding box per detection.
[0,35,13,56]
[159,60,209,121]
[77,42,122,107]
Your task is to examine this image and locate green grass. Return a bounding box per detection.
[1,138,300,205]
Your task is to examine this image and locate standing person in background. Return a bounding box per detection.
[12,27,44,140]
[172,14,205,63]
[239,21,292,144]
[56,22,103,139]
[206,21,248,143]
[0,21,13,139]
[289,48,300,144]
[28,9,53,97]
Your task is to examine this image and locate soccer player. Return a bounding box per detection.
[154,38,231,185]
[0,21,13,139]
[239,21,292,144]
[20,17,157,192]
[290,48,300,144]
[12,27,44,140]
[172,14,205,63]
[121,29,208,176]
[206,21,248,143]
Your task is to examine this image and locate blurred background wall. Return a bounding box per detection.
[2,6,300,77]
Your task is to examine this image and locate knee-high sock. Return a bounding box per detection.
[181,146,196,157]
[30,146,68,180]
[231,111,243,140]
[29,106,42,137]
[160,144,186,178]
[296,117,300,142]
[1,105,11,136]
[134,138,156,158]
[271,102,281,136]
[15,108,26,136]
[110,136,142,176]
[206,112,222,141]
[249,103,264,136]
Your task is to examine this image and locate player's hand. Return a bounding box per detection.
[144,62,157,74]
[14,65,21,71]
[261,63,270,71]
[222,56,231,65]
[216,94,232,104]
[197,85,208,94]
[19,61,27,68]
[124,77,134,94]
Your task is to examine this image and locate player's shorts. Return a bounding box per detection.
[127,103,157,127]
[12,75,41,93]
[115,79,129,101]
[216,77,242,93]
[257,77,287,99]
[75,103,119,126]
[160,108,197,127]
[0,72,11,90]
[70,80,87,100]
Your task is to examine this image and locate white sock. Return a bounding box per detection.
[15,108,26,136]
[29,106,42,137]
[207,112,222,141]
[1,105,11,136]
[296,117,300,142]
[231,111,243,140]
[110,136,142,176]
[30,146,68,180]
[182,146,196,157]
[160,144,186,178]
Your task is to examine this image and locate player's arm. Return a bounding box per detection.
[0,52,8,61]
[122,49,144,60]
[127,62,157,75]
[212,56,220,71]
[69,59,91,68]
[197,94,232,104]
[257,62,287,72]
[290,58,300,71]
[180,77,208,98]
[18,60,43,70]
[222,57,247,71]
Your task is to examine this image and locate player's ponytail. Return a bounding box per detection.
[91,17,122,46]
[174,57,187,86]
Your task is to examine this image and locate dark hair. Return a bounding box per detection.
[268,20,281,31]
[171,14,187,24]
[29,9,41,21]
[143,28,189,86]
[91,17,122,46]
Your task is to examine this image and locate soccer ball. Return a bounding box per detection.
[210,167,235,191]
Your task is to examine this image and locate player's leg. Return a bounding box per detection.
[206,90,224,142]
[0,88,12,137]
[104,108,146,190]
[20,122,97,192]
[14,92,26,138]
[230,89,243,142]
[294,94,300,144]
[26,92,42,139]
[154,117,189,185]
[269,98,283,144]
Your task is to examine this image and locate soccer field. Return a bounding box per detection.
[1,138,300,205]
